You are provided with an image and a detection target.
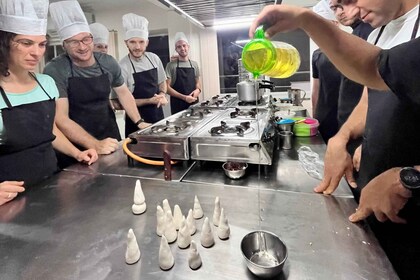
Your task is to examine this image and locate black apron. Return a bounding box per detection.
[0,74,58,186]
[125,54,164,137]
[67,55,121,140]
[338,21,373,156]
[337,21,374,128]
[56,55,121,168]
[356,11,420,195]
[312,49,341,143]
[170,59,197,114]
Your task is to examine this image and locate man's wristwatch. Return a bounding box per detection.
[135,118,144,126]
[399,167,420,196]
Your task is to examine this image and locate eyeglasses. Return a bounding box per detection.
[64,35,93,48]
[330,4,344,12]
[12,39,48,49]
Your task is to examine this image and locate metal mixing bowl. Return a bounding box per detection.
[222,162,248,179]
[241,230,288,278]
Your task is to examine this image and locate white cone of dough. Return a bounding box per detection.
[125,228,141,264]
[164,210,177,243]
[156,205,165,236]
[177,218,191,249]
[162,199,172,217]
[133,180,145,204]
[200,217,215,248]
[159,235,175,270]
[173,204,183,230]
[186,209,197,235]
[212,196,221,226]
[132,180,146,214]
[193,195,204,219]
[188,240,202,270]
[217,208,230,240]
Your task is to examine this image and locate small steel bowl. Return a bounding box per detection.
[241,230,288,278]
[222,161,248,179]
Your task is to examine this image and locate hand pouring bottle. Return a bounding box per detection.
[242,26,301,79]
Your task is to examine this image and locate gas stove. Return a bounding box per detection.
[229,94,272,109]
[190,107,276,165]
[193,94,237,109]
[127,107,219,160]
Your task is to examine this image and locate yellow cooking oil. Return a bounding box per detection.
[241,27,300,79]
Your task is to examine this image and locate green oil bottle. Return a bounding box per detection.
[242,26,301,79]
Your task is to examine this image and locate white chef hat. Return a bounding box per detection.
[312,0,336,21]
[49,0,90,42]
[0,0,49,35]
[122,13,149,40]
[174,32,189,46]
[89,22,109,45]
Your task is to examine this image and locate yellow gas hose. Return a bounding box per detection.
[122,138,177,166]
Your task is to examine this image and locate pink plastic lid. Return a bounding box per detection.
[304,118,317,124]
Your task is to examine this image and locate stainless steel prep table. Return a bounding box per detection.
[0,172,397,279]
[63,145,196,182]
[184,135,353,197]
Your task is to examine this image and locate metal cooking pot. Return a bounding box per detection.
[237,80,274,102]
[287,89,308,106]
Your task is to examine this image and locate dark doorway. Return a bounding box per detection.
[147,35,170,67]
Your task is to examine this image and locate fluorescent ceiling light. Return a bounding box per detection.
[212,17,256,31]
[235,39,251,44]
[162,0,205,28]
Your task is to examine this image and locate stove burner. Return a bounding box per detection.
[210,121,251,137]
[150,120,191,135]
[179,108,212,120]
[200,95,233,107]
[237,99,265,106]
[200,108,212,115]
[180,110,204,120]
[200,100,223,107]
[230,108,257,119]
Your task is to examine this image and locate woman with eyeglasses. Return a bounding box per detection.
[0,0,98,206]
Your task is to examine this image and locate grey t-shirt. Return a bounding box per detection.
[165,59,200,86]
[43,52,124,98]
[119,52,167,93]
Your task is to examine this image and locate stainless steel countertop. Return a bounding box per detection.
[64,145,196,182]
[183,135,353,197]
[0,173,397,279]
